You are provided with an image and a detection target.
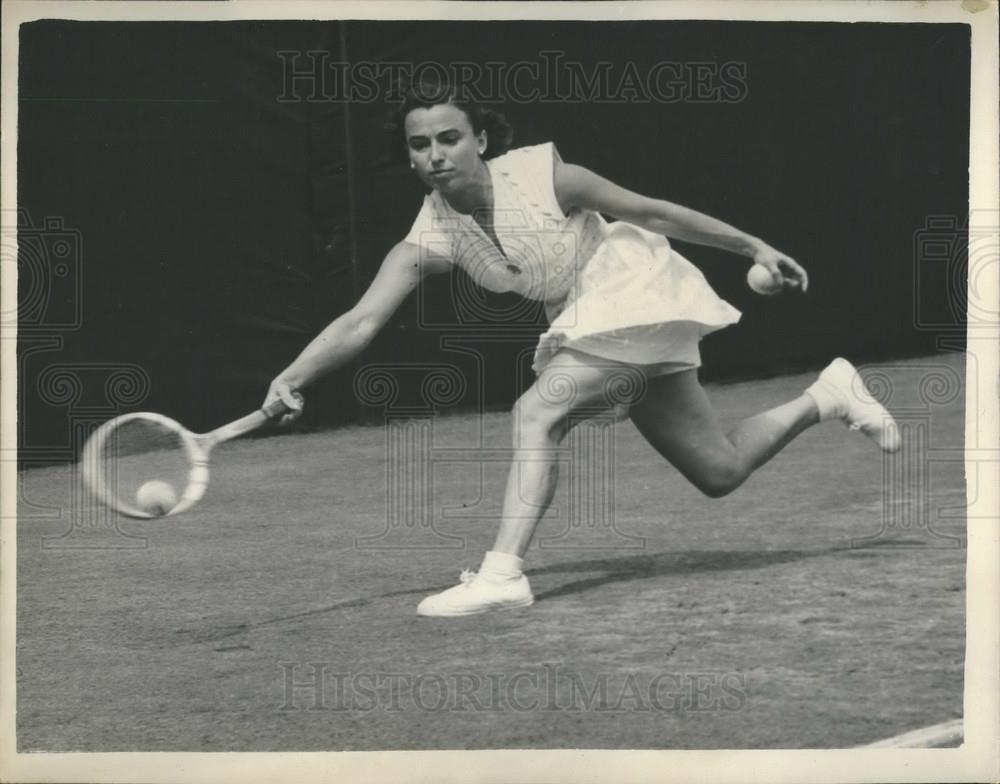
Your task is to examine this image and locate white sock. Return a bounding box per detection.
[804,378,847,422]
[480,550,524,581]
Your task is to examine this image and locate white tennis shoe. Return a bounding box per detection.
[417,568,534,617]
[814,358,901,452]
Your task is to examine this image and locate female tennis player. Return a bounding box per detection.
[263,80,900,617]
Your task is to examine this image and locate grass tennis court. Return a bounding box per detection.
[16,354,965,750]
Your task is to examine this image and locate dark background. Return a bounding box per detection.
[17,20,970,459]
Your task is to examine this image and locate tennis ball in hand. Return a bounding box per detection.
[136,480,178,517]
[747,264,782,295]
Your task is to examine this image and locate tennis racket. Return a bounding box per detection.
[80,398,295,519]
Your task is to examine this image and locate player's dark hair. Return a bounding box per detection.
[386,76,514,162]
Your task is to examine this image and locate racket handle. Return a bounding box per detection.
[202,395,303,448]
[261,398,290,419]
[261,391,303,419]
[207,404,281,445]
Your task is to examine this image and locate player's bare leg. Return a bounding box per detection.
[417,350,639,617]
[628,359,900,499]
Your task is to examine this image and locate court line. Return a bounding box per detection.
[858,718,963,748]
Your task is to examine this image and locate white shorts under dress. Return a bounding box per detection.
[403,142,741,379]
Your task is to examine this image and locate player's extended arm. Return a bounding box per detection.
[553,161,807,291]
[265,241,450,416]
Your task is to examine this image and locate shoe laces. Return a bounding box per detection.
[459,568,476,587]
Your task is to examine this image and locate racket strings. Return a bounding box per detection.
[91,418,192,515]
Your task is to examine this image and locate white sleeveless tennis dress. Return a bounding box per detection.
[404,142,741,377]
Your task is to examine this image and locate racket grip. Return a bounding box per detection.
[261,392,303,419]
[261,399,290,418]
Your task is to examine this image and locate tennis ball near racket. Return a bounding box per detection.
[747,264,782,295]
[135,480,178,517]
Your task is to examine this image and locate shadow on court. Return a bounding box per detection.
[530,548,838,601]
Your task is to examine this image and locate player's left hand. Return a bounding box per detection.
[752,244,809,292]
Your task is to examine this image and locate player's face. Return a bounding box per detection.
[404,103,487,195]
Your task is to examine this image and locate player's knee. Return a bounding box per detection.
[512,394,567,447]
[693,461,744,499]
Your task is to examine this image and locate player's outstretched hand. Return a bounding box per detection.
[752,244,809,292]
[264,379,304,425]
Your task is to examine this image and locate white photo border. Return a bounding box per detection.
[2,1,997,782]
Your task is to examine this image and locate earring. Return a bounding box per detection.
[410,162,415,169]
